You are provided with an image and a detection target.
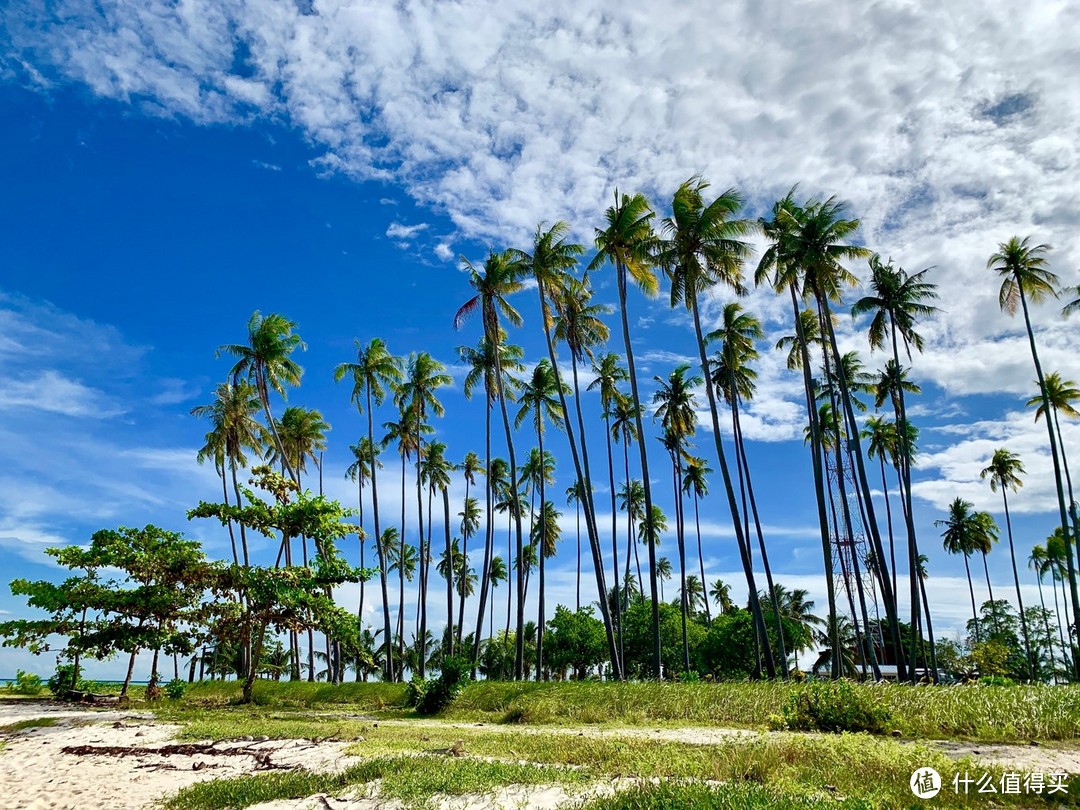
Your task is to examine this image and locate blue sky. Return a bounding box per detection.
[2,1,1078,679]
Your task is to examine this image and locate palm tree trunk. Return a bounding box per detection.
[1036,573,1056,681]
[692,492,709,624]
[964,555,981,643]
[689,293,774,677]
[1018,283,1080,679]
[604,410,621,662]
[673,454,690,674]
[444,485,454,658]
[1001,489,1034,679]
[357,475,366,620]
[534,279,620,679]
[218,463,239,566]
[416,445,428,680]
[616,262,663,678]
[879,457,897,605]
[576,496,581,612]
[982,553,1000,634]
[536,423,547,680]
[365,389,395,683]
[398,451,407,676]
[471,403,493,671]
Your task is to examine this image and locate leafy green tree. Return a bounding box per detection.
[545,606,607,680]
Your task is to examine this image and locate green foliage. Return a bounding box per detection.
[969,638,1013,677]
[416,653,472,714]
[578,781,856,810]
[775,680,892,734]
[622,600,707,678]
[165,678,187,700]
[8,670,44,695]
[47,663,86,695]
[544,606,607,679]
[699,608,757,678]
[979,675,1017,687]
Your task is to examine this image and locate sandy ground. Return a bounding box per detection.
[2,701,1079,810]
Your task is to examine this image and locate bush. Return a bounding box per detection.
[47,663,86,696]
[978,675,1016,687]
[165,678,187,700]
[776,679,892,734]
[417,655,472,715]
[8,670,44,695]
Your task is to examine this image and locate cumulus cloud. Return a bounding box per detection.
[386,221,429,240]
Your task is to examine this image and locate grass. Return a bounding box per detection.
[163,754,587,810]
[0,717,59,733]
[180,680,409,709]
[577,782,872,810]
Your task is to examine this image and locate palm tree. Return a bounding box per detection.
[590,190,664,678]
[618,477,646,597]
[334,337,403,681]
[459,336,523,670]
[654,364,701,674]
[1029,543,1063,680]
[420,441,455,655]
[655,177,777,677]
[192,381,264,567]
[517,222,621,678]
[937,498,998,643]
[757,192,898,680]
[218,311,305,482]
[681,575,705,617]
[710,578,734,614]
[588,351,630,655]
[346,436,381,620]
[455,249,529,679]
[990,236,1079,677]
[853,253,938,679]
[457,496,481,647]
[862,415,900,601]
[487,556,508,642]
[657,557,673,602]
[613,397,644,598]
[981,448,1034,678]
[515,359,566,677]
[682,457,712,623]
[1046,529,1075,671]
[566,483,584,610]
[767,584,825,671]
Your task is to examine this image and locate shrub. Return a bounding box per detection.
[8,670,44,695]
[777,679,892,734]
[417,655,472,715]
[47,663,86,696]
[165,678,187,700]
[978,675,1016,687]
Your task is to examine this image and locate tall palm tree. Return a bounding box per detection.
[862,415,900,601]
[421,441,455,655]
[487,556,508,642]
[457,496,482,646]
[681,575,705,616]
[853,253,938,679]
[518,221,621,680]
[656,177,777,677]
[515,359,567,677]
[682,457,712,624]
[990,236,1079,677]
[459,337,523,670]
[192,381,264,567]
[657,557,673,602]
[981,448,1034,678]
[334,337,403,681]
[455,249,530,678]
[346,436,381,620]
[617,477,646,597]
[218,311,305,483]
[707,302,788,665]
[1029,543,1063,680]
[758,192,899,680]
[654,363,701,674]
[937,498,998,643]
[1046,529,1075,671]
[566,482,584,610]
[588,352,631,650]
[590,190,664,678]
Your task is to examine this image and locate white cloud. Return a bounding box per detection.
[0,370,124,418]
[386,221,429,240]
[434,242,454,261]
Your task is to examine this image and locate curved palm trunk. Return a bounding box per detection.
[575,497,581,612]
[616,262,664,678]
[1051,575,1069,678]
[982,553,1000,634]
[1018,283,1080,679]
[689,294,775,677]
[878,457,898,605]
[1036,574,1057,681]
[692,491,709,623]
[444,484,454,658]
[532,276,620,679]
[416,446,428,679]
[365,389,395,683]
[1001,489,1034,679]
[672,453,690,674]
[218,463,239,566]
[357,474,366,620]
[604,410,621,662]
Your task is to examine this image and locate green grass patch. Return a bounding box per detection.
[579,781,869,810]
[155,706,375,742]
[180,680,409,710]
[349,725,1076,808]
[163,754,585,810]
[0,717,59,733]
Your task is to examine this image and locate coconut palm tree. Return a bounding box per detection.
[710,578,734,614]
[219,311,305,483]
[657,557,673,602]
[990,236,1079,677]
[515,359,567,676]
[681,575,706,617]
[334,337,403,681]
[346,436,381,619]
[682,457,712,624]
[618,477,646,597]
[861,415,900,600]
[980,448,1034,678]
[457,496,481,647]
[420,441,455,655]
[517,222,621,678]
[590,190,664,678]
[937,498,998,643]
[192,381,265,567]
[1029,543,1063,680]
[459,337,523,670]
[455,249,530,679]
[1027,372,1080,566]
[566,483,584,611]
[487,555,508,642]
[655,177,777,677]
